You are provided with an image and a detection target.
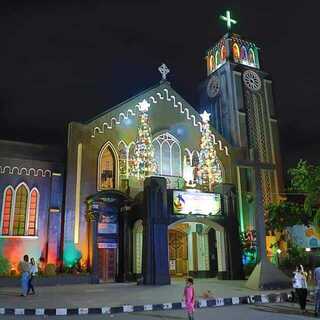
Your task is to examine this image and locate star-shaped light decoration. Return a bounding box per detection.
[138,99,150,112]
[200,111,211,123]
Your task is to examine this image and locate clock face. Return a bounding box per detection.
[207,75,220,98]
[243,70,261,91]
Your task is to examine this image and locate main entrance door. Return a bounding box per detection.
[98,248,117,282]
[169,229,188,276]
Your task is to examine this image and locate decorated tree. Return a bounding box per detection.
[199,111,217,191]
[130,99,157,179]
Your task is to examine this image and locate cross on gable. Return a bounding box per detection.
[158,63,170,81]
[220,10,237,31]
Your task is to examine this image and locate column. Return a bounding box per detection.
[47,172,63,264]
[142,177,170,285]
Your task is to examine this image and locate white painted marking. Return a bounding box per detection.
[78,308,88,314]
[144,304,153,311]
[216,297,224,306]
[55,308,67,316]
[102,307,111,314]
[14,309,25,315]
[163,303,172,310]
[35,308,45,315]
[232,297,240,304]
[123,305,134,312]
[198,299,208,308]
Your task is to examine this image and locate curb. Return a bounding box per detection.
[0,292,291,316]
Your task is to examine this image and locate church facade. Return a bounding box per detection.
[0,29,282,284]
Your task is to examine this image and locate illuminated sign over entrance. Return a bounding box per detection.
[173,190,221,216]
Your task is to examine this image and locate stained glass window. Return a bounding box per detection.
[233,43,240,61]
[99,145,116,190]
[12,184,28,236]
[240,46,248,62]
[28,189,38,236]
[209,54,215,72]
[248,48,256,65]
[1,188,13,235]
[215,50,220,66]
[220,45,227,61]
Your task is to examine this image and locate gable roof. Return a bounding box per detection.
[86,80,231,156]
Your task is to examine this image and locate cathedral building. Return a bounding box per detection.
[0,14,282,284]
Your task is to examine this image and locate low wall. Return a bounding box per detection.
[0,274,97,287]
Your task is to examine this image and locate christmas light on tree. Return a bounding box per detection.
[130,99,157,179]
[199,111,217,191]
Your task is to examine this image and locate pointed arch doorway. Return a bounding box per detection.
[168,217,227,278]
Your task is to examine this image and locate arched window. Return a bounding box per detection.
[1,183,40,237]
[232,43,240,61]
[153,132,181,176]
[248,48,256,65]
[240,46,248,62]
[215,50,220,66]
[220,45,227,61]
[12,183,28,236]
[28,189,39,236]
[98,142,118,190]
[209,54,215,72]
[1,187,13,235]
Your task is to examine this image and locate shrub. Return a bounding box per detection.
[0,256,11,276]
[44,263,56,276]
[279,244,308,272]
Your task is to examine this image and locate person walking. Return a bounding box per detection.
[183,278,196,320]
[27,257,37,295]
[314,265,320,316]
[18,255,30,297]
[293,265,308,314]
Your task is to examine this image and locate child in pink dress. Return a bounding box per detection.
[183,278,196,320]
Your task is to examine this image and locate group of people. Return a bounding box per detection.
[18,254,38,297]
[293,264,320,316]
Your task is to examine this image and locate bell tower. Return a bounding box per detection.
[199,11,284,263]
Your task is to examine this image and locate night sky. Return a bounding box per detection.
[0,1,319,177]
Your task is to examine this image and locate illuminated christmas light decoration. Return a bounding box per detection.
[219,10,237,30]
[138,99,150,112]
[130,100,157,179]
[200,110,211,123]
[199,111,222,190]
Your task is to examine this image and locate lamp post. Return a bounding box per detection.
[276,248,282,266]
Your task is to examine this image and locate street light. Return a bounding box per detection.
[276,248,281,266]
[305,247,311,252]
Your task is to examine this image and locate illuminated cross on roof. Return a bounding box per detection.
[220,10,237,31]
[158,63,170,81]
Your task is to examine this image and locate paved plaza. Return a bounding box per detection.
[0,278,291,309]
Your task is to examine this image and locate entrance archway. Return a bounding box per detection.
[168,217,227,278]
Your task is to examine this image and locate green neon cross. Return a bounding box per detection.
[220,10,237,30]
